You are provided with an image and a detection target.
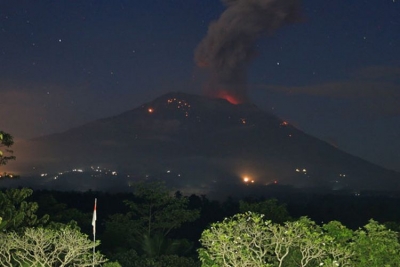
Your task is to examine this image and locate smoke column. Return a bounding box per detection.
[195,0,301,104]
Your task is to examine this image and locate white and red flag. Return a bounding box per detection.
[92,198,97,236]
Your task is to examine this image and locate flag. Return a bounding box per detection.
[92,198,97,236]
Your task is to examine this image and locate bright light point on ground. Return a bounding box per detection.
[295,168,300,172]
[148,108,154,113]
[243,176,255,183]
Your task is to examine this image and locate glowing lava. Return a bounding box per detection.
[214,90,241,105]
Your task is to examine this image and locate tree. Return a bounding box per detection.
[102,213,140,254]
[352,219,400,267]
[198,212,353,267]
[282,218,353,267]
[199,212,274,267]
[0,131,15,165]
[0,226,107,266]
[124,181,200,237]
[35,193,90,229]
[102,182,200,264]
[0,188,49,232]
[113,250,199,267]
[239,198,292,223]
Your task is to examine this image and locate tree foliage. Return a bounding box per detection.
[35,193,90,230]
[352,219,400,267]
[0,226,107,267]
[0,188,49,232]
[124,182,200,237]
[103,182,200,263]
[113,249,199,267]
[199,212,353,267]
[0,131,15,165]
[239,198,292,223]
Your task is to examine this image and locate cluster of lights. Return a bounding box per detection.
[0,173,14,178]
[243,176,255,184]
[37,166,122,181]
[295,168,307,174]
[88,166,118,176]
[165,169,182,177]
[167,98,191,117]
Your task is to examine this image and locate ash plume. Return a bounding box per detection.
[195,0,302,104]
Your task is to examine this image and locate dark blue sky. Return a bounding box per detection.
[1,0,399,171]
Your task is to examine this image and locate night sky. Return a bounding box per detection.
[1,0,399,171]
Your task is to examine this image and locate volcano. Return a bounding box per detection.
[5,92,400,196]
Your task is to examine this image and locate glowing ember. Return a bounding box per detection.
[214,90,241,105]
[166,98,191,118]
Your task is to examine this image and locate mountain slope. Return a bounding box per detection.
[8,92,400,194]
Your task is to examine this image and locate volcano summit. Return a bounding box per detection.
[5,92,400,195]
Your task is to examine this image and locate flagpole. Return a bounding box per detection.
[92,198,97,267]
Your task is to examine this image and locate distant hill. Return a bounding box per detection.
[5,92,400,195]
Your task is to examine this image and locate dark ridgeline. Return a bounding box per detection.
[7,92,400,196]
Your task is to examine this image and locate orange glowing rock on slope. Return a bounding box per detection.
[214,90,241,105]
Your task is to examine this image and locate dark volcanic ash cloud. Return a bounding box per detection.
[195,0,302,104]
